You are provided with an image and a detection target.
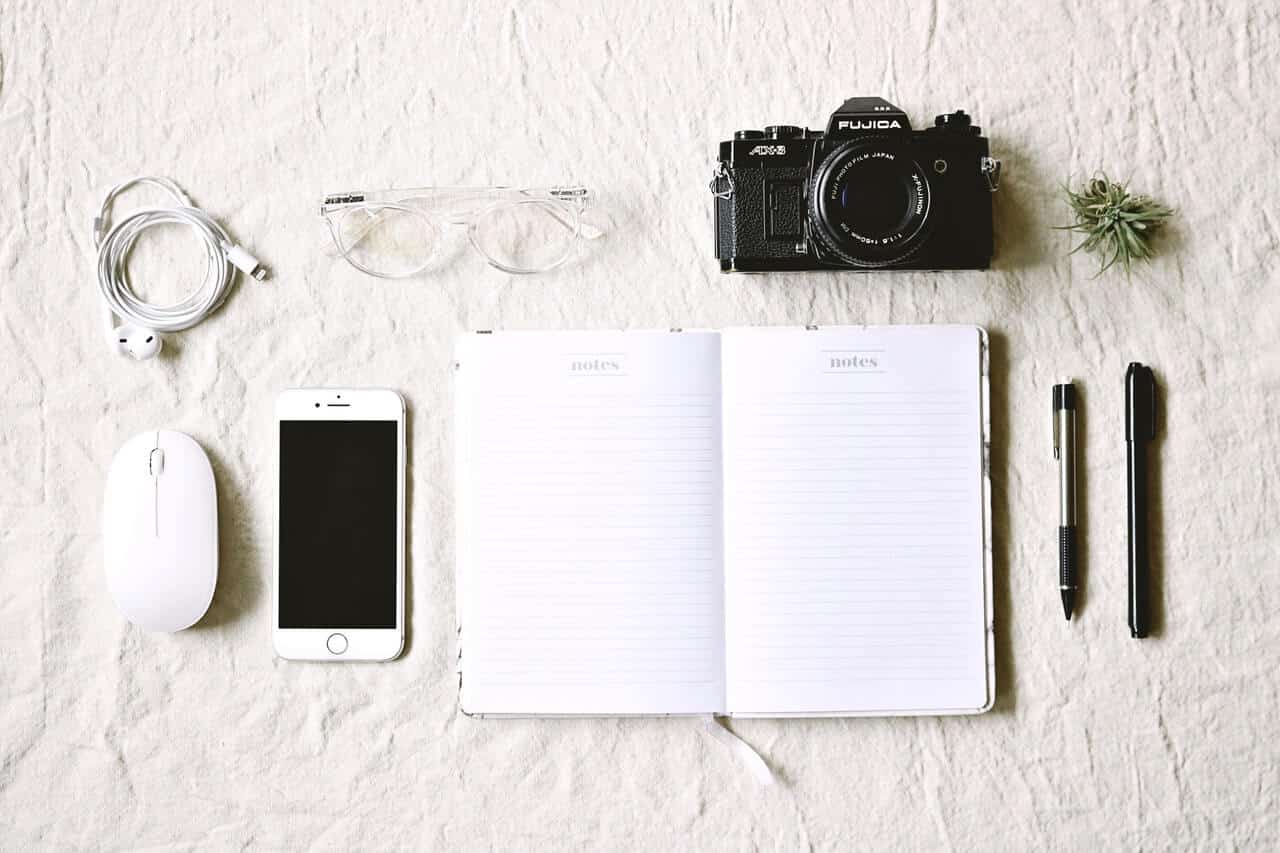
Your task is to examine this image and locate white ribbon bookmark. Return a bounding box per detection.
[702,716,775,786]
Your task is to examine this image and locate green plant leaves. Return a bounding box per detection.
[1059,174,1174,276]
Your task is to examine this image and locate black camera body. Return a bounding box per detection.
[712,97,1000,272]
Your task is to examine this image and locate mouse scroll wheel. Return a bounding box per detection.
[149,448,165,476]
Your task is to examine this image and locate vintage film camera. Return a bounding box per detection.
[712,97,1000,272]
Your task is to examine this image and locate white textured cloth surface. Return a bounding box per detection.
[2,1,1278,849]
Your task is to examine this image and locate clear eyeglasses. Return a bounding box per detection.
[319,186,602,278]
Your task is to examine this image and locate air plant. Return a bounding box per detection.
[1060,175,1174,276]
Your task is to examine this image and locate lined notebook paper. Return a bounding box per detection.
[455,326,993,718]
[455,332,725,715]
[721,327,991,715]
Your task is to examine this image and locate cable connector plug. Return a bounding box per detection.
[223,243,269,281]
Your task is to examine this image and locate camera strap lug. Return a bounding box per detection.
[709,163,735,199]
[981,156,1002,192]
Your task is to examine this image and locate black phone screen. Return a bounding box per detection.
[278,420,399,628]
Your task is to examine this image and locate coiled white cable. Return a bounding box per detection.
[94,177,267,348]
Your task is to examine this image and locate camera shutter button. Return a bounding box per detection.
[735,130,765,140]
[934,111,979,134]
[765,125,803,139]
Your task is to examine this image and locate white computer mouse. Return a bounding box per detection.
[103,429,218,632]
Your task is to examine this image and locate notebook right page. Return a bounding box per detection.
[721,326,993,716]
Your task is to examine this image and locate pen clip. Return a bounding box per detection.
[1126,364,1158,441]
[1147,371,1158,439]
[1051,384,1066,458]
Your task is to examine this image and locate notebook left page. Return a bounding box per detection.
[455,331,726,716]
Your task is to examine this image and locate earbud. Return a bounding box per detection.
[113,325,163,361]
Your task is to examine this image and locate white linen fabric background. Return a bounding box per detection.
[2,1,1278,849]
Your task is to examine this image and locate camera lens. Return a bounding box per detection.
[810,142,933,267]
[839,170,914,235]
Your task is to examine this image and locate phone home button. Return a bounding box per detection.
[326,633,348,655]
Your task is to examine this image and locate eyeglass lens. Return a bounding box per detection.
[472,200,578,273]
[337,205,439,278]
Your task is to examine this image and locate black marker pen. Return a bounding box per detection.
[1125,363,1157,638]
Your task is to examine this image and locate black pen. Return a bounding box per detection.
[1126,363,1157,638]
[1053,379,1079,620]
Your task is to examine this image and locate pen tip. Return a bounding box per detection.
[1061,590,1075,621]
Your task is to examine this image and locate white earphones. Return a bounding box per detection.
[94,177,267,362]
[113,324,164,361]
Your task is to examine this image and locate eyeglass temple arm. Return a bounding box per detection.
[329,216,383,255]
[324,206,435,257]
[526,190,604,240]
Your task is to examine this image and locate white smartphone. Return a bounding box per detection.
[273,388,406,661]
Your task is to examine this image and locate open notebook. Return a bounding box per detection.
[454,326,994,718]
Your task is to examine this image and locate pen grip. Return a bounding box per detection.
[1059,525,1077,590]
